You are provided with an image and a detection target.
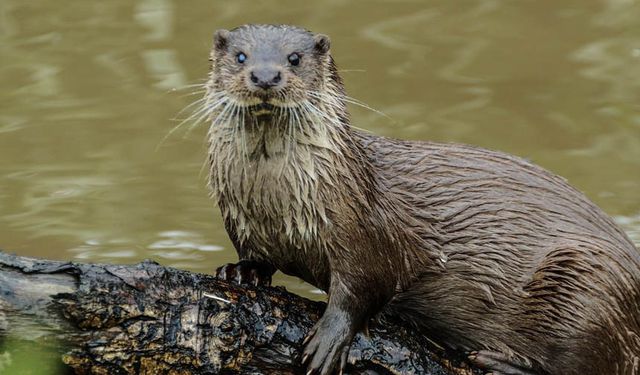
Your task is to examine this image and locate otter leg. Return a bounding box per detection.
[302,270,387,375]
[468,351,537,375]
[215,260,275,287]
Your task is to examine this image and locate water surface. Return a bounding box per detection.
[1,0,639,302]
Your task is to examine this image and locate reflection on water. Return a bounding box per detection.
[1,0,639,304]
[0,334,67,374]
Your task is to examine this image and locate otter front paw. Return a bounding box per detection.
[215,260,273,287]
[302,311,353,375]
[468,350,536,375]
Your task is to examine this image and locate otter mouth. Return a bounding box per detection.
[249,102,276,116]
[236,96,296,119]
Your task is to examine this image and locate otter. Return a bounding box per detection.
[205,24,640,375]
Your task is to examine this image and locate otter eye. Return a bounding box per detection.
[288,53,300,66]
[236,52,246,64]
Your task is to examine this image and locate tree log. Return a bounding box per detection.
[0,251,477,374]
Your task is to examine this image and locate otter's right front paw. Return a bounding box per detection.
[215,260,273,287]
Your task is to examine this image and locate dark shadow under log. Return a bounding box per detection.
[0,251,477,374]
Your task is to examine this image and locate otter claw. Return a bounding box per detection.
[339,346,349,374]
[215,260,273,287]
[303,325,317,346]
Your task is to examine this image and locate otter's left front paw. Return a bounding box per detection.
[302,312,353,375]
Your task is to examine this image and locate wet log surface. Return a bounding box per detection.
[0,251,477,374]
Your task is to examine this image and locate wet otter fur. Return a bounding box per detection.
[205,24,640,375]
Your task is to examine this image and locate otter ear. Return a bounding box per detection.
[213,29,230,51]
[314,34,331,54]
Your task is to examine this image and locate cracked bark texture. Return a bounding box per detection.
[0,251,477,375]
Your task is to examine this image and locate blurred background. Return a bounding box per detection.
[1,0,639,313]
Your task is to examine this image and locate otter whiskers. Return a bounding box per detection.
[157,89,229,151]
[307,90,392,121]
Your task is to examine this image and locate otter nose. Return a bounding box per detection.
[250,68,282,90]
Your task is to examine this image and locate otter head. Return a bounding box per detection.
[207,24,344,121]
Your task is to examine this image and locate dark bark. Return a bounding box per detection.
[0,251,476,375]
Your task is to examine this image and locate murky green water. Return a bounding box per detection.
[1,0,639,306]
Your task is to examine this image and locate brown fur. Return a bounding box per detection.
[205,24,640,375]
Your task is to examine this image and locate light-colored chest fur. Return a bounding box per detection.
[208,119,341,261]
